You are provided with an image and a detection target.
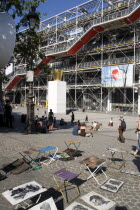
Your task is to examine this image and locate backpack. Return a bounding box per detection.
[121,120,126,130]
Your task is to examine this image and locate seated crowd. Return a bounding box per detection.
[34,109,58,133]
[73,121,93,137]
[34,109,69,133]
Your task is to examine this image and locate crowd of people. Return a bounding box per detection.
[0,102,140,156]
[33,109,58,133]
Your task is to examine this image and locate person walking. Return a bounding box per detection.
[131,115,140,156]
[4,100,13,128]
[71,112,75,124]
[117,116,126,143]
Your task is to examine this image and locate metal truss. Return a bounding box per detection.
[4,0,140,113]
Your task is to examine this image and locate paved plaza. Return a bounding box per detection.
[0,107,140,210]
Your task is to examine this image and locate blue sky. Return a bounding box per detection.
[38,0,89,21]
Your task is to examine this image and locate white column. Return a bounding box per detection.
[107,88,112,112]
[48,81,66,114]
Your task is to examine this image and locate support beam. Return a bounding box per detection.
[107,88,112,112]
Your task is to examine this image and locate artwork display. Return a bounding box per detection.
[101,178,124,193]
[121,169,140,176]
[101,64,133,87]
[81,191,115,210]
[48,154,62,160]
[29,197,57,210]
[2,181,46,205]
[65,201,93,210]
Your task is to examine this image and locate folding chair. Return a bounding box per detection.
[106,148,128,169]
[38,146,58,166]
[53,168,80,203]
[64,141,81,157]
[19,146,58,169]
[19,148,42,171]
[80,156,108,185]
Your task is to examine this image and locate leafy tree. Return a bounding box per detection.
[15,29,45,71]
[0,0,47,70]
[0,0,46,30]
[0,0,47,106]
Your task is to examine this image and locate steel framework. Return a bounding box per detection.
[3,0,140,113]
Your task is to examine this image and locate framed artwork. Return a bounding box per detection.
[2,181,46,205]
[29,197,57,210]
[65,201,93,210]
[81,191,116,210]
[101,178,124,193]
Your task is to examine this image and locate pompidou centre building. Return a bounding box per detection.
[4,0,140,113]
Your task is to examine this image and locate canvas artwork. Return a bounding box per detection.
[101,178,124,193]
[48,154,62,160]
[65,201,93,210]
[121,169,140,176]
[81,191,116,210]
[2,181,47,205]
[59,152,70,158]
[29,197,57,210]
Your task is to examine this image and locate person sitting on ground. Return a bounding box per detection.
[42,117,48,133]
[73,122,80,136]
[53,117,57,127]
[96,122,102,131]
[46,120,50,129]
[15,104,18,109]
[59,118,67,126]
[80,122,93,137]
[90,121,101,131]
[77,120,81,126]
[108,118,113,126]
[90,121,97,130]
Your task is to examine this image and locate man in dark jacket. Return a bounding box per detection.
[4,101,13,128]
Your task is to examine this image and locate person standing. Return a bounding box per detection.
[131,115,140,156]
[48,109,54,122]
[118,116,126,143]
[71,112,75,124]
[4,100,13,128]
[85,115,88,122]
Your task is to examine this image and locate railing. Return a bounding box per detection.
[53,55,139,72]
[40,0,140,56]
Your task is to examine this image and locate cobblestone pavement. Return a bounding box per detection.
[0,107,140,210]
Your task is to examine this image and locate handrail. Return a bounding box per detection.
[39,1,140,56]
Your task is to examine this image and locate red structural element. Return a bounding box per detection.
[5,5,140,90]
[67,26,104,55]
[124,7,140,24]
[6,74,25,90]
[34,56,55,75]
[6,56,55,90]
